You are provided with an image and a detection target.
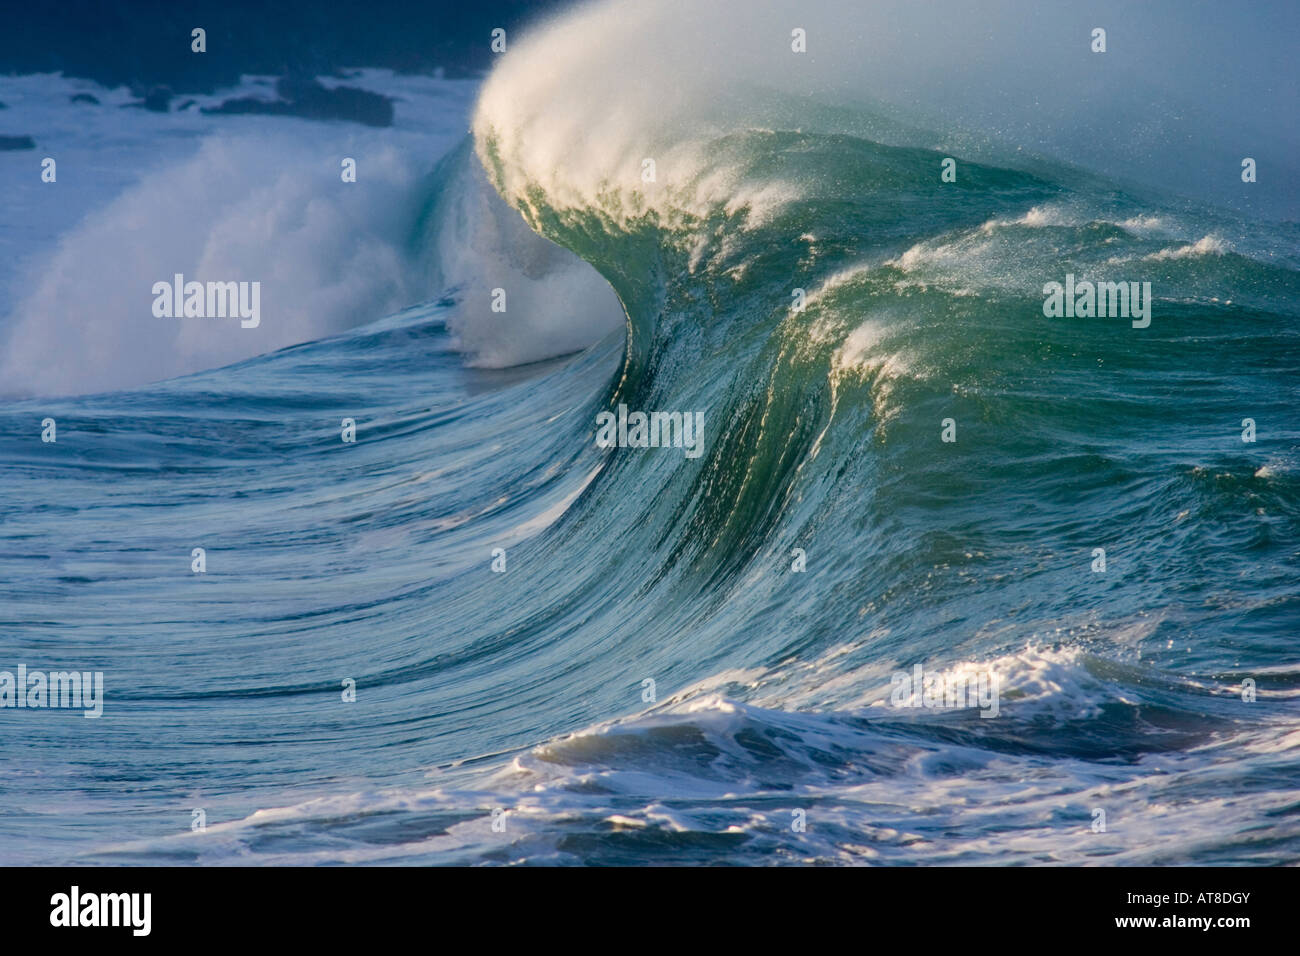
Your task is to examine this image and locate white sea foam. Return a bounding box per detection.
[428,151,625,368]
[87,668,1300,865]
[1144,235,1230,261]
[0,71,475,397]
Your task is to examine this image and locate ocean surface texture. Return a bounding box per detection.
[1,0,1297,865]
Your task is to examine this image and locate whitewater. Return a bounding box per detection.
[0,0,1298,865]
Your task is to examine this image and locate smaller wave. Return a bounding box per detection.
[861,646,1127,721]
[1116,214,1166,234]
[1007,204,1072,229]
[976,203,1077,233]
[1143,235,1230,261]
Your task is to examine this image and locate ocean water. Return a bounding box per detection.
[1,1,1299,866]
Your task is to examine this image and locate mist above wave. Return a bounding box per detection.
[473,0,1298,228]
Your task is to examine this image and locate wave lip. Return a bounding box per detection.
[425,141,626,369]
